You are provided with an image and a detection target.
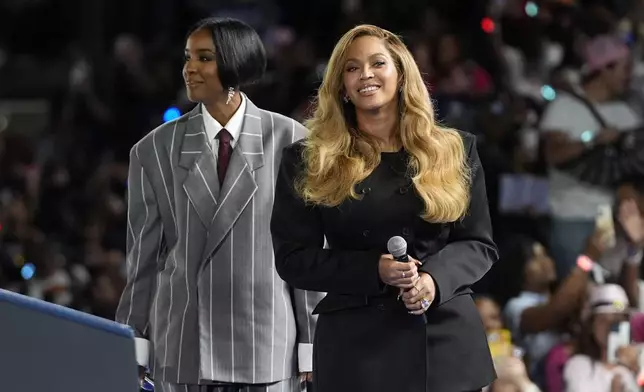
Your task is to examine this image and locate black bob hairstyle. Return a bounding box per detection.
[186,17,267,90]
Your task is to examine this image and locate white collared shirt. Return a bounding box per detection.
[201,94,247,157]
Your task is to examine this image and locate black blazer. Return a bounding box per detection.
[271,131,498,392]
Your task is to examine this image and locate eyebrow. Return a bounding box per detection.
[184,48,216,54]
[345,53,388,63]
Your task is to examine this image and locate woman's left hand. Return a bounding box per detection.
[401,272,436,315]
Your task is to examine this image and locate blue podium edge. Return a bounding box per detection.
[0,288,134,338]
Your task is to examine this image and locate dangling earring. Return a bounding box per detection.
[226,87,235,105]
[343,95,349,103]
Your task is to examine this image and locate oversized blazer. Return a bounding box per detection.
[271,131,499,391]
[116,96,324,385]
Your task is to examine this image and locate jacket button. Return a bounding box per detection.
[399,186,408,194]
[402,227,411,236]
[363,230,370,237]
[377,304,385,311]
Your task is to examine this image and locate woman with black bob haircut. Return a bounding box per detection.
[117,15,322,392]
[184,16,266,104]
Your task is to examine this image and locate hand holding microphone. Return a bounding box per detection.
[378,236,421,288]
[377,254,420,288]
[385,236,436,314]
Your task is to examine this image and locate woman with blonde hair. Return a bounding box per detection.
[271,24,498,392]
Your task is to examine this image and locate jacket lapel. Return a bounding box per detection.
[180,105,221,228]
[201,97,265,262]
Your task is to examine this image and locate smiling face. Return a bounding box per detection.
[182,28,224,104]
[342,35,400,112]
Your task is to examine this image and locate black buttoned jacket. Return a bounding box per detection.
[271,131,498,392]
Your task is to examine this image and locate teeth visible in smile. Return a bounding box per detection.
[359,86,379,93]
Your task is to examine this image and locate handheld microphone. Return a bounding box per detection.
[388,236,429,312]
[387,236,409,262]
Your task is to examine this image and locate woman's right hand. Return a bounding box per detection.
[378,254,420,288]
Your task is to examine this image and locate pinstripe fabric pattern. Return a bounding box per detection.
[116,96,324,385]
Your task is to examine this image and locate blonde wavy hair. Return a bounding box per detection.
[298,24,471,223]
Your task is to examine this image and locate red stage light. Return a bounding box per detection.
[481,17,495,33]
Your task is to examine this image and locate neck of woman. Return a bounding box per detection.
[204,93,242,125]
[356,105,400,152]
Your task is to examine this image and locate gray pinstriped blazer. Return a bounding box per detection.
[115,96,323,385]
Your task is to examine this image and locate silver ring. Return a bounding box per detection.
[402,271,406,278]
[421,298,430,309]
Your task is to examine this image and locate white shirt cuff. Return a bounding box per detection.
[135,337,150,367]
[298,343,313,373]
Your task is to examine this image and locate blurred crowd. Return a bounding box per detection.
[4,0,644,391]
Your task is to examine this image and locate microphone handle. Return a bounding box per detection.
[394,254,409,262]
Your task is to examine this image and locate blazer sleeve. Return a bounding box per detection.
[271,143,384,295]
[282,121,325,372]
[419,135,499,306]
[291,287,325,372]
[115,144,164,356]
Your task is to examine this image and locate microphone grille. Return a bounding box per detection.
[387,236,407,258]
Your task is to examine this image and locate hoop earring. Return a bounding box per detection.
[226,87,235,105]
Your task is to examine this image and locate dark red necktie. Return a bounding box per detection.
[217,128,232,186]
